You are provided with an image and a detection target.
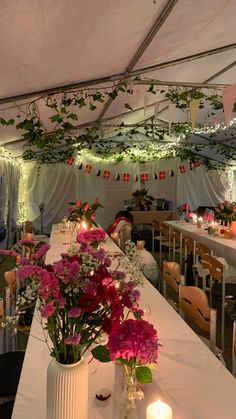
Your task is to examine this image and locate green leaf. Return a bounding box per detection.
[91,345,111,362]
[89,103,97,111]
[108,90,118,100]
[135,366,152,384]
[76,97,86,108]
[124,103,133,111]
[49,114,63,123]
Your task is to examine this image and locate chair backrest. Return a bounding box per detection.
[4,271,17,296]
[172,228,181,245]
[23,221,34,234]
[232,320,236,376]
[163,261,183,293]
[118,224,132,252]
[182,235,194,254]
[179,285,216,351]
[195,241,211,259]
[201,253,224,282]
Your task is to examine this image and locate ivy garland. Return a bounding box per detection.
[0,80,236,167]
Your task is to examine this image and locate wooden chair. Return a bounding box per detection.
[163,261,184,311]
[232,320,236,376]
[153,221,173,266]
[179,285,221,357]
[23,221,34,234]
[118,223,132,253]
[172,228,182,265]
[193,241,212,288]
[200,254,226,350]
[182,235,195,278]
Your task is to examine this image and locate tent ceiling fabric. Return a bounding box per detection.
[0,0,236,164]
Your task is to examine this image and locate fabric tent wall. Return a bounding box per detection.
[0,159,20,248]
[23,159,234,234]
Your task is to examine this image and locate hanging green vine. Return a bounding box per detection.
[0,78,235,166]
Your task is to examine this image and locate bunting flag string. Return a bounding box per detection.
[79,160,201,182]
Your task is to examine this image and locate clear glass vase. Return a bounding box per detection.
[121,366,143,419]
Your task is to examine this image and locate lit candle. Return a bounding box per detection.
[197,216,203,228]
[146,399,172,419]
[192,214,197,224]
[81,220,88,230]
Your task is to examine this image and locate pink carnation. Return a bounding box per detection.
[68,307,82,317]
[41,302,56,318]
[107,319,160,365]
[0,249,19,258]
[32,244,51,260]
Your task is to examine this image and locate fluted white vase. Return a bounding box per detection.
[46,357,88,419]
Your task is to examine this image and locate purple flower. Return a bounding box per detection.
[65,333,81,345]
[41,302,56,318]
[68,307,82,317]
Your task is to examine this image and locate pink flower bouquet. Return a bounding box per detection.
[92,318,160,385]
[215,200,236,222]
[14,233,144,365]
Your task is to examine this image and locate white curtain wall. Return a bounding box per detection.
[0,159,20,248]
[23,159,234,234]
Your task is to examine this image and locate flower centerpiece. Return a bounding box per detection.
[130,188,154,211]
[11,231,160,419]
[215,201,236,223]
[92,318,160,417]
[67,198,103,228]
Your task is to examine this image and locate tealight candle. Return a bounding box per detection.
[146,399,172,419]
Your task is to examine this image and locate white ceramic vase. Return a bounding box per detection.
[46,357,88,419]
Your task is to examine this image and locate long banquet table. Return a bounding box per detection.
[164,220,236,267]
[12,225,236,419]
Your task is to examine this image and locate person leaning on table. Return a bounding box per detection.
[107,210,134,236]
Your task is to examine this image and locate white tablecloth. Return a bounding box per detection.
[165,221,236,270]
[12,225,236,419]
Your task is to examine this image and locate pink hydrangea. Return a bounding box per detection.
[107,319,160,365]
[77,228,106,244]
[65,333,81,345]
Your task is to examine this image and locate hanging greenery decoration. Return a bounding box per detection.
[0,79,236,166]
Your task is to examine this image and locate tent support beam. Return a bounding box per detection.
[156,60,236,117]
[97,0,179,121]
[135,79,230,89]
[0,44,235,105]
